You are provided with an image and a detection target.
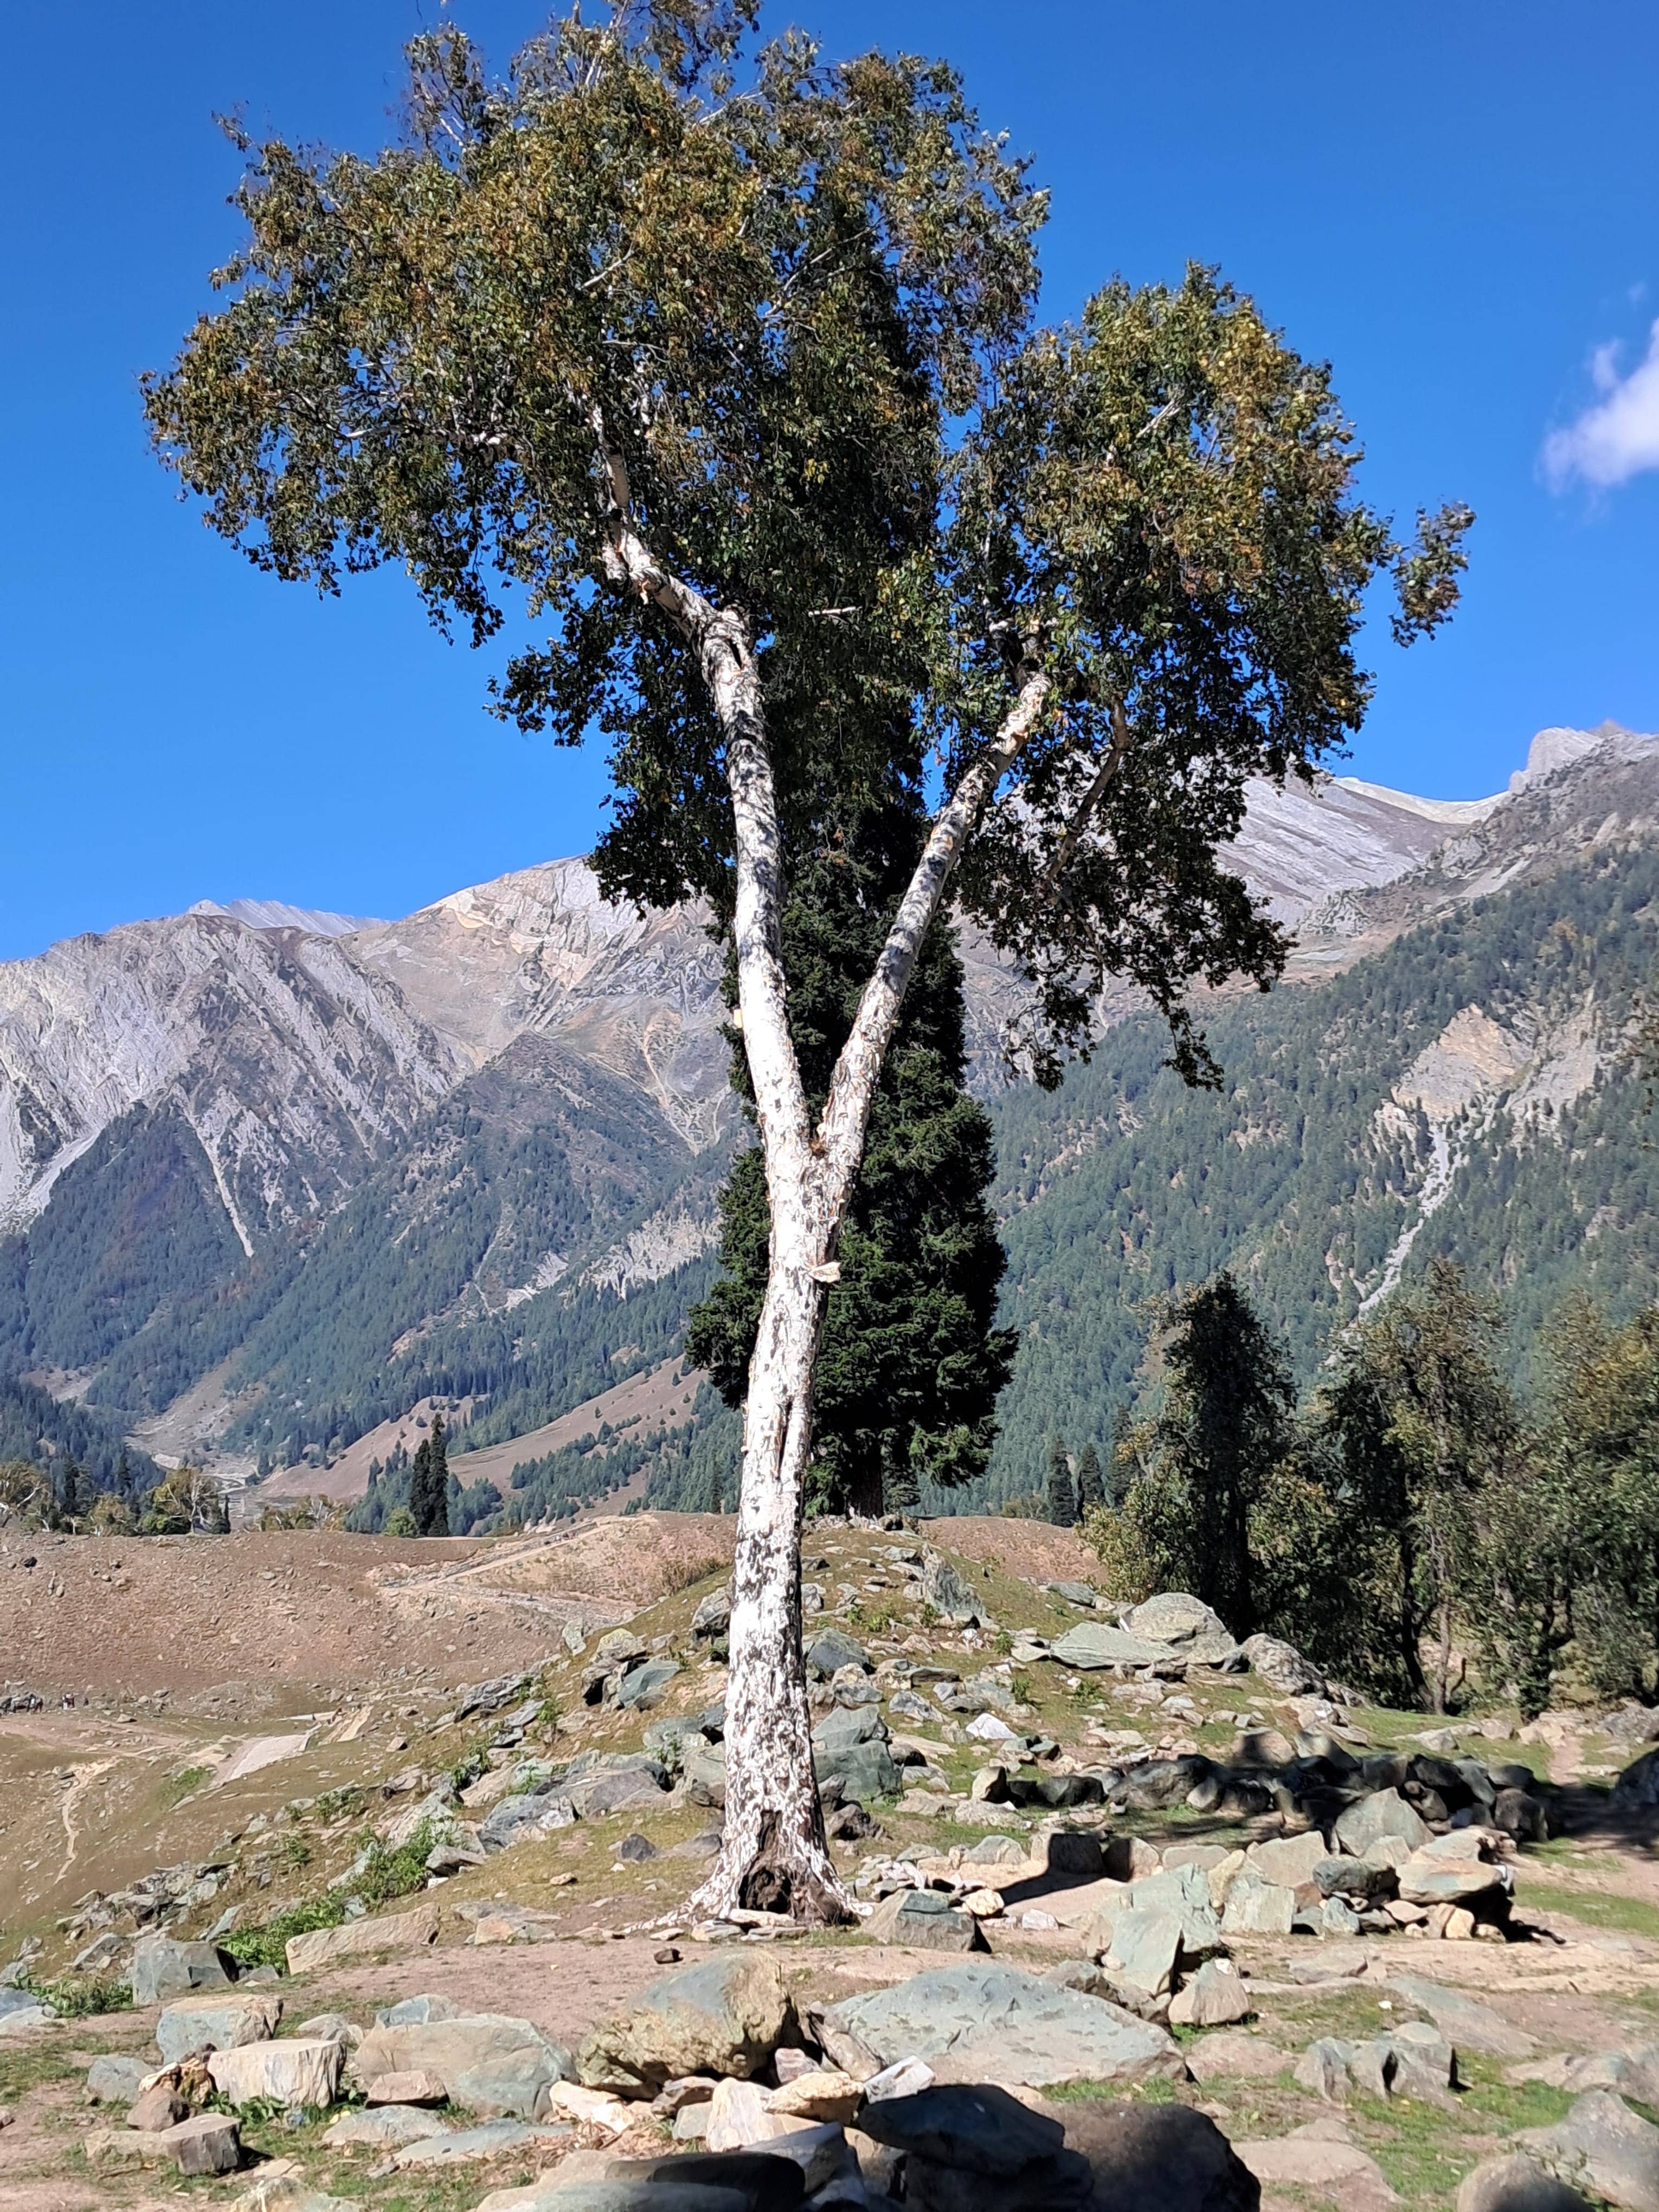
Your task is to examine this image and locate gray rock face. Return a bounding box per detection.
[1246,1831,1332,1888]
[1048,1623,1171,1671]
[86,2054,148,2104]
[816,1739,902,1804]
[1104,1909,1182,1997]
[1239,1631,1326,1696]
[825,1963,1185,2089]
[806,1629,873,1680]
[479,1793,561,1850]
[691,1589,732,1639]
[1397,1855,1510,1909]
[325,2106,453,2151]
[1168,1960,1252,2029]
[865,1891,982,1953]
[922,1556,988,1626]
[1517,2091,1659,2212]
[683,1740,729,1809]
[130,1935,231,2007]
[1086,1864,1223,1961]
[156,1990,282,2064]
[353,2013,569,2118]
[859,2084,1091,2212]
[1333,1787,1431,1858]
[577,1954,793,2096]
[1220,1875,1296,1937]
[1124,1594,1231,1647]
[812,1706,889,1752]
[616,1661,681,1710]
[1063,2098,1262,2212]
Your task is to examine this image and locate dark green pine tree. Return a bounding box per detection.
[686,800,1017,1519]
[1075,1441,1106,1516]
[1045,1433,1076,1527]
[428,1412,451,1538]
[58,1459,81,1528]
[408,1435,435,1536]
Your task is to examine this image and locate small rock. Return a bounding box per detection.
[864,1889,981,1953]
[366,2069,448,2106]
[87,2054,149,2104]
[126,2081,189,2132]
[162,2111,243,2176]
[1168,1959,1251,2028]
[156,1991,282,2065]
[768,2067,863,2122]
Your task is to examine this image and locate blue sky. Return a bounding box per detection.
[2,2,1655,960]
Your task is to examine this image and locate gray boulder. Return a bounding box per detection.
[824,1963,1185,2089]
[156,1990,282,2064]
[865,1891,982,1952]
[806,1628,872,1679]
[1239,1631,1326,1696]
[1333,1787,1431,1858]
[1220,1875,1296,1937]
[683,1740,729,1809]
[86,2054,148,2103]
[813,1706,889,1752]
[130,1935,231,2007]
[352,2013,569,2118]
[577,1953,793,2096]
[1388,1975,1536,2059]
[479,1793,563,1850]
[1168,1960,1251,2029]
[1612,1749,1659,1815]
[1086,1864,1223,1961]
[1063,2099,1261,2212]
[1049,1623,1171,1671]
[691,1587,732,1640]
[616,1661,681,1711]
[922,1555,989,1626]
[1049,1582,1098,1609]
[816,1739,902,1804]
[1517,2091,1659,2212]
[1124,1593,1230,1646]
[860,2084,1092,2211]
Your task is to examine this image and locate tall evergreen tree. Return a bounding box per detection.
[686,802,1016,1518]
[1148,1273,1295,1637]
[1045,1433,1076,1527]
[408,1435,435,1536]
[428,1412,451,1538]
[1075,1441,1105,1516]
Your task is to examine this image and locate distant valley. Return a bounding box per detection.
[2,722,1656,1519]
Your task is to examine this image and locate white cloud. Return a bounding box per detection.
[1542,318,1659,490]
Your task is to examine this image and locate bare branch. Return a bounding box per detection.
[1043,693,1133,888]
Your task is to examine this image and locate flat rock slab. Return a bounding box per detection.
[825,1963,1184,2089]
[356,2012,569,2119]
[394,2120,570,2168]
[1388,1974,1537,2059]
[285,1902,439,1976]
[1047,1624,1172,1670]
[325,2105,454,2151]
[1238,2135,1399,2204]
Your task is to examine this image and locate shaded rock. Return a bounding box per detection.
[864,1890,981,1953]
[1517,2091,1659,2212]
[209,2037,344,2111]
[768,2068,863,2123]
[1334,1789,1431,1858]
[157,1991,282,2065]
[1495,1787,1551,1843]
[806,1629,872,1680]
[1169,1960,1251,2029]
[130,1934,231,2006]
[824,1963,1184,2089]
[577,1953,792,2097]
[1455,2153,1597,2211]
[1063,2098,1262,2212]
[355,2014,569,2118]
[858,2084,1091,2212]
[1046,1830,1105,1880]
[638,2149,809,2211]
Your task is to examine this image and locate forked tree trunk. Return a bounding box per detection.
[593,429,1051,1919]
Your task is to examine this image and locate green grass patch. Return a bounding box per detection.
[1514,1877,1659,1939]
[222,1893,348,1972]
[160,1764,210,1805]
[15,1971,133,2019]
[1041,2074,1180,2105]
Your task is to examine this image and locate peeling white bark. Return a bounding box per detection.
[593,423,1050,1920]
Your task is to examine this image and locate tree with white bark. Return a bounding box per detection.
[144,0,1470,1920]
